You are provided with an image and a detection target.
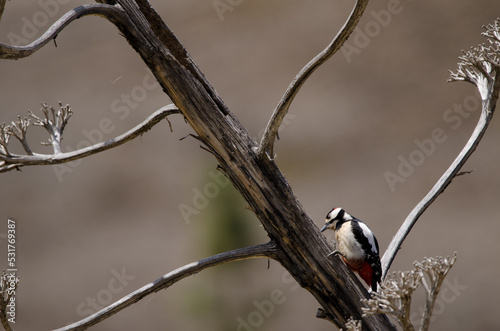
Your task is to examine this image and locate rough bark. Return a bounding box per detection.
[92,0,394,329]
[0,0,396,329]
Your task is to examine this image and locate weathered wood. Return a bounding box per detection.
[0,105,180,172]
[55,242,279,331]
[94,1,395,329]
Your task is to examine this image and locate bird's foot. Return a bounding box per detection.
[327,250,345,258]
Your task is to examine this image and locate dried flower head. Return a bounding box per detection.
[449,18,500,100]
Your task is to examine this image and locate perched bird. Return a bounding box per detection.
[320,207,382,292]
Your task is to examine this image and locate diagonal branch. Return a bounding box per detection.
[54,241,279,331]
[87,1,394,328]
[257,0,369,159]
[0,0,6,24]
[0,105,180,173]
[0,3,125,60]
[381,101,497,277]
[381,20,500,278]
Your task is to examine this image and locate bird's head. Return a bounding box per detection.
[320,207,353,232]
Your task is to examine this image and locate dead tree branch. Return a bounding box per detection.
[0,4,125,60]
[363,253,457,331]
[1,0,395,330]
[381,18,500,278]
[54,242,278,331]
[415,253,457,331]
[258,0,369,159]
[0,105,180,173]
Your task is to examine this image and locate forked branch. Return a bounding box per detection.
[381,18,500,278]
[0,4,124,60]
[257,0,369,159]
[415,253,457,331]
[0,104,180,173]
[54,241,279,331]
[29,102,73,154]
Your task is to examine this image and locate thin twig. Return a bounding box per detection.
[415,253,457,331]
[0,3,124,60]
[257,0,369,159]
[454,170,474,177]
[0,122,11,156]
[54,241,278,331]
[381,20,500,278]
[364,270,420,331]
[0,105,180,173]
[8,115,32,155]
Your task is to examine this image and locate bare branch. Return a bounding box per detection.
[0,4,125,60]
[257,0,369,159]
[0,122,11,156]
[415,253,457,331]
[0,105,180,173]
[8,115,32,155]
[85,1,395,328]
[54,241,278,331]
[381,18,500,278]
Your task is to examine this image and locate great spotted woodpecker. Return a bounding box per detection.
[320,207,382,292]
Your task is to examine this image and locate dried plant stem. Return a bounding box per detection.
[0,4,125,60]
[364,253,457,331]
[54,242,278,331]
[0,105,180,173]
[381,19,500,278]
[415,254,457,331]
[381,99,495,277]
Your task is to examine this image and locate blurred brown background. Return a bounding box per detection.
[1,1,499,330]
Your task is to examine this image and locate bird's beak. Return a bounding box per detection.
[320,224,329,232]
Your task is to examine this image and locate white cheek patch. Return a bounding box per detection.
[327,208,341,220]
[358,222,378,254]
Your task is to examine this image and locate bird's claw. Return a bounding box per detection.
[327,250,344,258]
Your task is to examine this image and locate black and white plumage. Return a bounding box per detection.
[320,207,382,292]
